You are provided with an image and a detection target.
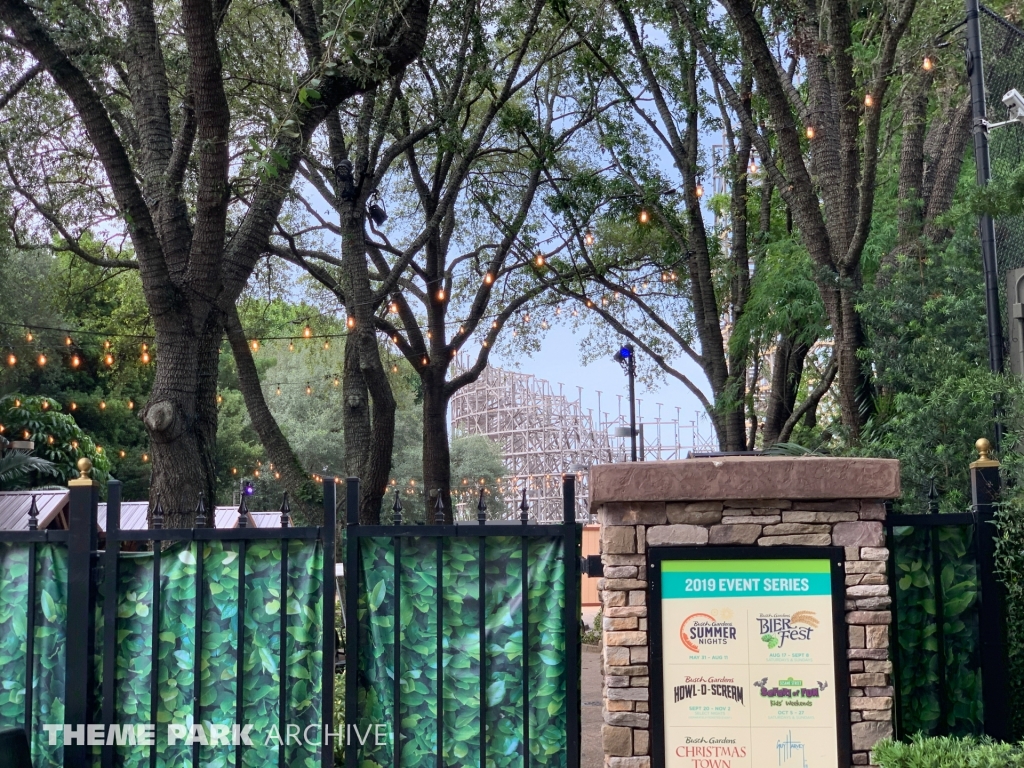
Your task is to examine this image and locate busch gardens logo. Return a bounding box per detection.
[680,612,737,653]
[758,611,819,649]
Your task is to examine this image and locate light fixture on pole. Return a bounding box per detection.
[613,345,638,462]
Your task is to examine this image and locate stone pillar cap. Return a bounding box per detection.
[590,456,900,510]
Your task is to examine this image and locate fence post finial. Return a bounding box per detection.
[28,494,38,531]
[477,487,487,524]
[971,437,1000,468]
[519,488,529,524]
[280,492,291,528]
[152,494,164,530]
[237,493,249,528]
[195,493,207,528]
[434,490,445,524]
[392,489,403,525]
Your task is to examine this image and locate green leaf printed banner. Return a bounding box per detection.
[0,544,68,768]
[354,535,569,768]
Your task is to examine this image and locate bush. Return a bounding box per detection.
[581,610,602,645]
[872,735,1024,767]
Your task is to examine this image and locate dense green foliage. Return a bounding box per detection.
[873,735,1024,767]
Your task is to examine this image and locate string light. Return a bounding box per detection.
[346,316,355,329]
[71,440,78,449]
[303,326,312,338]
[695,182,704,198]
[333,377,340,387]
[37,354,46,367]
[639,209,650,224]
[251,340,260,352]
[128,400,134,410]
[6,354,15,366]
[288,342,295,352]
[306,383,312,395]
[534,252,545,267]
[422,356,428,366]
[141,351,150,364]
[70,402,77,411]
[41,401,49,410]
[104,354,114,366]
[100,401,106,410]
[65,336,72,346]
[923,56,933,71]
[232,467,237,475]
[584,231,595,246]
[805,126,815,139]
[389,301,399,313]
[48,436,54,445]
[276,385,281,396]
[324,340,330,350]
[119,450,126,458]
[142,453,149,463]
[217,394,223,405]
[25,332,33,342]
[864,93,874,107]
[437,289,446,301]
[392,365,399,373]
[484,273,494,285]
[103,340,110,349]
[749,160,758,174]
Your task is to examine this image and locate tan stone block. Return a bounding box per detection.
[846,546,861,561]
[862,710,893,721]
[666,502,723,525]
[847,585,889,598]
[861,547,889,561]
[605,631,648,646]
[608,687,649,701]
[864,660,892,674]
[604,646,630,666]
[629,591,646,606]
[604,590,627,607]
[606,606,647,619]
[849,625,865,648]
[849,661,864,672]
[861,574,887,585]
[859,501,887,520]
[603,527,636,554]
[724,515,781,525]
[607,700,634,711]
[634,729,650,756]
[832,522,885,547]
[636,702,648,712]
[646,525,709,547]
[762,523,832,535]
[608,665,649,676]
[725,499,793,509]
[631,646,648,663]
[637,525,646,554]
[639,618,647,631]
[601,579,648,591]
[784,511,860,523]
[605,566,638,579]
[603,725,633,757]
[608,758,651,768]
[851,673,886,687]
[605,555,646,566]
[846,575,864,586]
[846,561,886,574]
[850,696,893,711]
[848,649,888,660]
[633,677,650,687]
[855,597,892,610]
[845,611,891,625]
[604,711,649,728]
[850,712,863,722]
[606,675,630,687]
[603,502,667,526]
[866,687,894,697]
[758,534,832,546]
[866,625,888,649]
[797,500,859,512]
[708,524,761,545]
[605,617,639,631]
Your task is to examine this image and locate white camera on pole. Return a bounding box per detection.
[1002,89,1024,123]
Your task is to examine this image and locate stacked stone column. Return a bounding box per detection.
[590,456,901,768]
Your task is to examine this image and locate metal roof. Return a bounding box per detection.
[0,490,68,530]
[97,502,150,532]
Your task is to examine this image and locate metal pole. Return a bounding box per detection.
[628,354,637,462]
[967,0,1005,432]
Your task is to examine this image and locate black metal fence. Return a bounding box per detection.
[343,476,581,768]
[1,468,337,768]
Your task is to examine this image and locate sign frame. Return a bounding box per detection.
[647,545,852,768]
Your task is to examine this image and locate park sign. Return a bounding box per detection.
[649,547,851,768]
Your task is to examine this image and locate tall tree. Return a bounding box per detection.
[0,0,431,521]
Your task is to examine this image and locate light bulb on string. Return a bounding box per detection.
[923,56,933,71]
[127,400,134,411]
[805,125,815,139]
[288,341,295,352]
[142,454,149,463]
[695,182,704,198]
[491,321,498,329]
[347,316,355,329]
[141,351,151,364]
[41,401,49,411]
[104,354,114,366]
[99,401,106,411]
[333,377,340,387]
[48,436,54,445]
[37,354,46,367]
[437,289,446,302]
[306,383,312,396]
[275,385,281,396]
[534,252,545,267]
[484,273,494,285]
[748,160,758,174]
[25,332,33,342]
[65,336,73,346]
[584,231,595,246]
[69,402,76,411]
[6,354,15,366]
[422,356,428,366]
[389,300,399,313]
[864,93,874,107]
[392,365,398,373]
[119,450,126,458]
[250,340,260,352]
[217,394,223,405]
[324,340,330,350]
[303,326,312,339]
[638,209,650,224]
[103,340,110,349]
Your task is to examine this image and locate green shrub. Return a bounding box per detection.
[872,735,1024,767]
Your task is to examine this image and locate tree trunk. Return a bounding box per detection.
[421,370,452,523]
[763,336,810,447]
[224,306,322,521]
[142,317,221,526]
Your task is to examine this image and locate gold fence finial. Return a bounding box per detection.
[970,437,1000,469]
[69,456,99,487]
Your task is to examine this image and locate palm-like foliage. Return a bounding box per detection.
[0,448,59,491]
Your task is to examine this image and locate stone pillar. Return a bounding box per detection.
[591,456,901,768]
